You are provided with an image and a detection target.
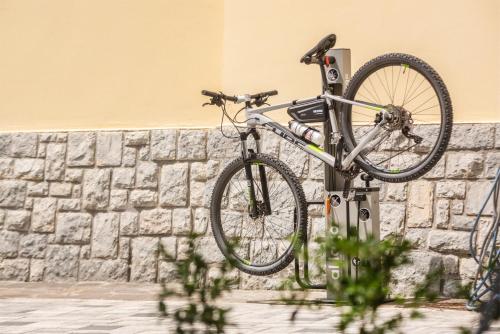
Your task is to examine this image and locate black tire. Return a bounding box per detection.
[210,153,308,276]
[341,53,453,183]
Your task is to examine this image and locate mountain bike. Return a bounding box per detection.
[202,34,453,276]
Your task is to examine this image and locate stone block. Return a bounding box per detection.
[450,215,475,231]
[260,130,281,156]
[422,157,445,179]
[19,234,48,258]
[0,158,14,178]
[67,132,96,166]
[160,236,177,259]
[191,160,219,181]
[0,180,26,208]
[195,237,225,264]
[39,133,67,143]
[404,228,429,249]
[122,146,136,166]
[0,259,29,281]
[32,198,57,232]
[49,182,72,197]
[384,183,407,201]
[30,259,45,281]
[80,245,91,259]
[177,237,190,260]
[82,169,110,210]
[495,123,500,148]
[13,159,44,180]
[124,131,149,146]
[5,210,30,231]
[446,152,483,178]
[172,208,191,235]
[459,257,477,281]
[428,230,469,255]
[390,251,442,297]
[27,182,48,197]
[37,143,47,158]
[8,133,37,158]
[118,237,130,260]
[0,230,20,258]
[24,197,33,210]
[130,237,158,282]
[138,145,149,160]
[158,261,178,282]
[79,259,128,281]
[159,163,188,206]
[110,189,127,211]
[44,245,80,281]
[465,181,494,216]
[302,180,324,202]
[484,152,500,178]
[129,189,157,208]
[177,130,206,160]
[380,202,405,238]
[434,199,449,229]
[45,143,66,181]
[448,123,494,150]
[112,168,135,188]
[190,180,207,207]
[58,198,81,211]
[96,131,122,166]
[136,161,158,188]
[308,156,324,180]
[151,129,176,160]
[406,180,433,227]
[92,213,119,259]
[435,180,466,199]
[0,210,4,228]
[279,142,309,178]
[207,128,240,159]
[193,208,209,235]
[442,254,459,276]
[55,212,92,244]
[140,209,172,235]
[120,211,139,236]
[65,168,83,183]
[451,200,464,215]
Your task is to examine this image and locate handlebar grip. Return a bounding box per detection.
[250,90,278,99]
[201,90,238,103]
[201,90,219,98]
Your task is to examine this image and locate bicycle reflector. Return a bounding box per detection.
[324,56,336,65]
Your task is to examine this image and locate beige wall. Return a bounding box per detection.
[0,0,498,131]
[0,0,224,131]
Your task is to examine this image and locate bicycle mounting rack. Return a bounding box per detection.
[292,48,381,300]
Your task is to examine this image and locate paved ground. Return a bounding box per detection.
[0,282,497,334]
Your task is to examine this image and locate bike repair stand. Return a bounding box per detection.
[293,48,381,301]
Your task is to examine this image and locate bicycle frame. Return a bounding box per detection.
[243,93,391,170]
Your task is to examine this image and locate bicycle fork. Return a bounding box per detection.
[240,130,272,218]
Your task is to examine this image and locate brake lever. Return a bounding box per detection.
[253,96,268,107]
[202,96,224,107]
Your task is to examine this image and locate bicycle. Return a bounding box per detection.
[202,34,453,276]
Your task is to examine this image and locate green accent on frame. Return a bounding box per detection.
[307,144,324,153]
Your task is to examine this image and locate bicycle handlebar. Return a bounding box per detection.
[201,90,238,102]
[201,89,278,104]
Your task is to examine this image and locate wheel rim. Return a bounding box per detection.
[216,160,300,268]
[346,62,445,175]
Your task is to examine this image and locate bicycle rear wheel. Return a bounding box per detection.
[210,153,307,276]
[341,53,453,182]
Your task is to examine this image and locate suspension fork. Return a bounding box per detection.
[241,129,272,218]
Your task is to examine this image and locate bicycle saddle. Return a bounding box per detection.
[300,34,337,64]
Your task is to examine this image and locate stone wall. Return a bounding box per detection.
[0,123,498,296]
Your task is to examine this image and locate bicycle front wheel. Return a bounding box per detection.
[341,53,453,183]
[210,153,307,276]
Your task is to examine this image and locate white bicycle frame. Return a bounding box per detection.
[240,93,391,170]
